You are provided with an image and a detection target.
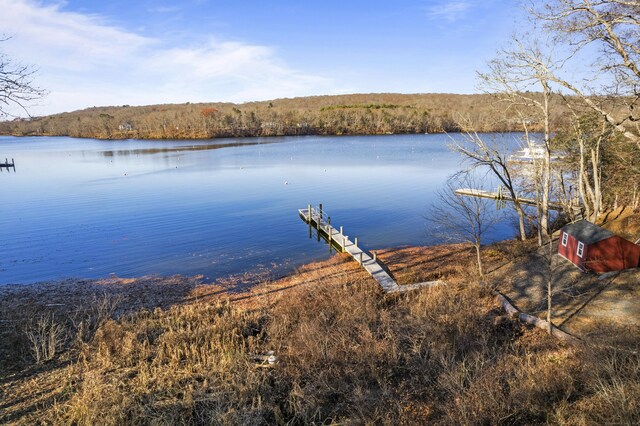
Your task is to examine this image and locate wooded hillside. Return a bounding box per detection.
[0,93,572,139]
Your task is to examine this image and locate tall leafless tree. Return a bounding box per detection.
[477,35,557,237]
[430,174,501,278]
[531,0,640,148]
[567,110,607,221]
[450,124,529,241]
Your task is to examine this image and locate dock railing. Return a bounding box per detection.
[299,203,444,294]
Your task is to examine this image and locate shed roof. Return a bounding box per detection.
[562,220,614,245]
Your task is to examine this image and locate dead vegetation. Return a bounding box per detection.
[1,243,639,425]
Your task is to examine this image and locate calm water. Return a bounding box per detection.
[0,134,522,285]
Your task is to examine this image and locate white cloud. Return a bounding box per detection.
[425,1,472,22]
[0,0,333,116]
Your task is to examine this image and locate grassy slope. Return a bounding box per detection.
[1,238,638,425]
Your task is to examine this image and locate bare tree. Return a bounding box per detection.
[566,110,608,221]
[545,235,555,334]
[531,0,640,148]
[0,38,46,118]
[430,174,501,277]
[452,120,529,241]
[477,35,557,237]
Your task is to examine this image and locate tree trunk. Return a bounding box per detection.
[582,169,597,221]
[475,243,484,277]
[540,87,552,236]
[578,135,592,221]
[547,237,553,335]
[541,163,550,234]
[591,146,602,218]
[514,202,527,241]
[534,160,544,247]
[537,205,543,247]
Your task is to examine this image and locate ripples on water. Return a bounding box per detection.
[0,134,522,284]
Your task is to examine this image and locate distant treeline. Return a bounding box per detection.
[0,93,572,140]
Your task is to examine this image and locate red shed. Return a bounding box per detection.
[558,220,640,273]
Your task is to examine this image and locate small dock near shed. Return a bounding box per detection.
[0,158,15,172]
[299,204,443,294]
[455,187,564,210]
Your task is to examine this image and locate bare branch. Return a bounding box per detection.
[0,39,47,118]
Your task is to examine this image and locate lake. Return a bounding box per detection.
[0,133,522,285]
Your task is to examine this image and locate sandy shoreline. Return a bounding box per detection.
[0,243,479,316]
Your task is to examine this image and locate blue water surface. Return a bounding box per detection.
[0,133,523,284]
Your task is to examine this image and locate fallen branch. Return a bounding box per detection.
[496,293,519,317]
[496,292,582,345]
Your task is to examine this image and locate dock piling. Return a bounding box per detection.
[0,157,16,172]
[297,205,443,294]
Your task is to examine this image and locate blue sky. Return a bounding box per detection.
[0,0,522,116]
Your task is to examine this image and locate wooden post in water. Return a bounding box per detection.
[327,217,332,252]
[373,251,377,262]
[307,204,312,221]
[339,226,343,235]
[317,204,322,231]
[354,237,358,247]
[359,252,363,264]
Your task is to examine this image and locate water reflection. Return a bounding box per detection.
[0,157,16,172]
[98,139,279,157]
[0,134,523,285]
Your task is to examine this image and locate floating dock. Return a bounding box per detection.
[455,187,564,210]
[299,204,443,294]
[0,158,15,172]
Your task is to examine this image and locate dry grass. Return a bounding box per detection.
[1,243,639,425]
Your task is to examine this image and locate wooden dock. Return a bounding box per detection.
[454,188,564,210]
[0,158,15,172]
[299,204,443,294]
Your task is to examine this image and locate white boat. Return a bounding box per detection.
[509,143,562,163]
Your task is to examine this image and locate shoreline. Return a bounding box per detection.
[2,232,638,338]
[0,242,480,315]
[0,129,523,141]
